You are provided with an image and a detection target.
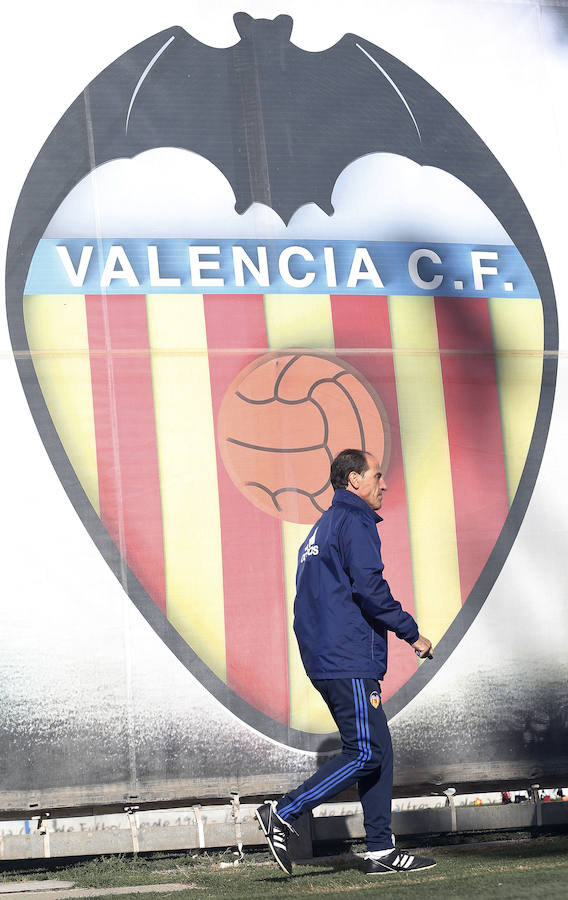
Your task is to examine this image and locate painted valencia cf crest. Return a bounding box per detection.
[370,692,381,710]
[6,13,557,751]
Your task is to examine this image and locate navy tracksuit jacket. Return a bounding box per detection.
[277,489,419,850]
[294,489,419,679]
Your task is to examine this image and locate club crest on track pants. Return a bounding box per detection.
[276,677,394,851]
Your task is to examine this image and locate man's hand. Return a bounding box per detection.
[412,635,433,659]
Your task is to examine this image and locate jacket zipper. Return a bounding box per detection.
[371,629,375,660]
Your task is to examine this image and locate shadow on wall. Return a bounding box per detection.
[546,6,568,45]
[287,734,361,861]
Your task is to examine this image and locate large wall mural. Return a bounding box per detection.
[2,3,565,807]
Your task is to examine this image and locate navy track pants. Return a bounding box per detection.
[276,677,393,851]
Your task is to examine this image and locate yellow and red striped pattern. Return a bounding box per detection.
[23,291,544,733]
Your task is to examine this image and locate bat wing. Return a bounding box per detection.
[7,25,231,281]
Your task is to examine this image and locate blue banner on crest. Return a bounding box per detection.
[25,239,538,298]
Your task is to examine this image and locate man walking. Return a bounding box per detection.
[256,449,436,876]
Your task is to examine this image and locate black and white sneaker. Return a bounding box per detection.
[365,848,437,875]
[255,800,295,876]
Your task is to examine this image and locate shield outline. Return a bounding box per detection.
[5,24,558,751]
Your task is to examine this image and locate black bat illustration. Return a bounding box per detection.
[6,13,559,293]
[5,12,557,746]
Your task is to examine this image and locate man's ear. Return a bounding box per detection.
[347,471,359,490]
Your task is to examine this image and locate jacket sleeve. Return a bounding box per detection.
[341,515,419,643]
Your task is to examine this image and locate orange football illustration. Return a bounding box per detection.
[217,352,390,524]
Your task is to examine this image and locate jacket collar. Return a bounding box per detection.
[332,488,382,523]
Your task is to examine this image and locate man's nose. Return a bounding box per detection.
[380,478,387,491]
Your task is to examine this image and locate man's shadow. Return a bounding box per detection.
[288,736,364,867]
